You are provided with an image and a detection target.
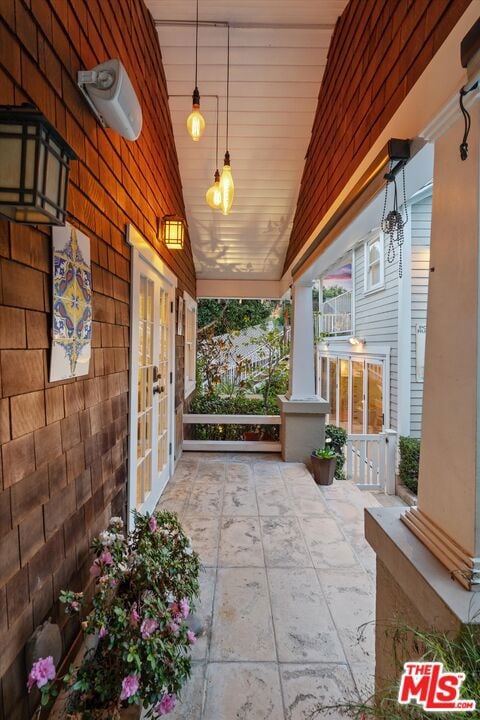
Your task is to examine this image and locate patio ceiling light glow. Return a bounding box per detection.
[349,336,366,346]
[161,215,185,250]
[0,104,77,225]
[219,25,234,215]
[205,96,222,209]
[206,169,222,209]
[186,0,205,142]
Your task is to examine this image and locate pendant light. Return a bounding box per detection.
[186,0,205,142]
[219,25,234,215]
[206,96,222,209]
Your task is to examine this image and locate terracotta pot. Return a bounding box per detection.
[310,454,336,485]
[243,430,261,441]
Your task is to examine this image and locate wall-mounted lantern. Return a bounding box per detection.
[0,105,77,225]
[160,215,185,250]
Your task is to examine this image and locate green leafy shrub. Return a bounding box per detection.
[325,424,347,479]
[399,436,420,494]
[312,447,336,459]
[190,394,280,441]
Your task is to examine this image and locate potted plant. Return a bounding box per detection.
[310,446,337,485]
[27,511,200,719]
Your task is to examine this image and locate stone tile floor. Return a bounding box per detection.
[155,452,405,720]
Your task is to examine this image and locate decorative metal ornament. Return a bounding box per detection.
[381,163,408,278]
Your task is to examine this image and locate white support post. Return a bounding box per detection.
[278,280,328,464]
[287,281,317,401]
[384,429,397,495]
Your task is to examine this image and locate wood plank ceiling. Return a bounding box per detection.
[146,1,347,281]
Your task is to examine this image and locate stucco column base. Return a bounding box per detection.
[277,395,329,464]
[365,507,479,696]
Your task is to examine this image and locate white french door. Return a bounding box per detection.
[319,353,387,434]
[128,227,176,524]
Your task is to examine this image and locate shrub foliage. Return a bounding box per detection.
[399,436,420,494]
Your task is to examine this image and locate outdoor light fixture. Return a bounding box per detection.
[0,105,77,225]
[205,96,222,209]
[219,26,234,215]
[160,215,185,250]
[349,336,365,346]
[186,0,205,142]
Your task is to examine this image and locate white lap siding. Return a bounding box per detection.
[354,239,400,431]
[410,195,432,438]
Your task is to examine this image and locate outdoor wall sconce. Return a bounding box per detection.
[0,105,77,225]
[160,215,185,250]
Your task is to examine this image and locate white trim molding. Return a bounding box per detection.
[183,291,197,399]
[126,224,178,288]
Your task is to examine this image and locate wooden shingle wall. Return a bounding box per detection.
[0,1,196,717]
[284,0,472,272]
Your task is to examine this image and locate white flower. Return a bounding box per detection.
[99,530,116,547]
[184,546,193,556]
[109,516,124,528]
[165,592,175,603]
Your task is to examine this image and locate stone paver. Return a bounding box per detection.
[155,453,399,719]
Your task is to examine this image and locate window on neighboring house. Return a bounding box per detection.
[365,234,384,293]
[184,292,197,398]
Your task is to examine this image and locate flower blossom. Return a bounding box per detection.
[99,530,117,547]
[168,621,179,634]
[109,516,124,530]
[99,625,108,638]
[141,618,158,639]
[179,597,190,619]
[130,603,140,626]
[155,693,177,716]
[187,630,196,645]
[99,550,113,566]
[148,515,158,532]
[120,674,140,701]
[27,656,56,691]
[89,561,101,578]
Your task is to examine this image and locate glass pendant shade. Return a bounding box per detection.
[206,170,222,209]
[0,105,77,225]
[187,87,205,142]
[219,152,234,215]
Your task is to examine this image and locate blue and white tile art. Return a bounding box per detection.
[50,223,92,381]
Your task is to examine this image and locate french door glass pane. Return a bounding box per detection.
[328,358,337,421]
[320,357,328,400]
[351,360,364,433]
[136,274,155,508]
[367,362,383,433]
[339,359,348,431]
[157,287,169,475]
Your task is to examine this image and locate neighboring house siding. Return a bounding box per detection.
[0,2,195,718]
[354,239,400,431]
[285,0,472,272]
[410,196,432,437]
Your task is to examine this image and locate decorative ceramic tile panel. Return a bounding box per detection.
[50,223,92,381]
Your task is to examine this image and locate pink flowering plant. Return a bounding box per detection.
[29,511,200,719]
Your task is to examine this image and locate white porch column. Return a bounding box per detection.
[366,89,480,694]
[287,281,317,400]
[278,280,328,464]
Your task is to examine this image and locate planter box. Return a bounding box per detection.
[310,454,336,485]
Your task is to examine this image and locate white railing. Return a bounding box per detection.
[346,430,396,493]
[183,413,282,452]
[317,290,353,336]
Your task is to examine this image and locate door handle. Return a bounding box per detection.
[153,385,164,394]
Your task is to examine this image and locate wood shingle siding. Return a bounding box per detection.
[0,1,195,717]
[284,0,472,273]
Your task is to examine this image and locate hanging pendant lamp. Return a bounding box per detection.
[219,25,234,215]
[206,96,222,209]
[186,0,205,141]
